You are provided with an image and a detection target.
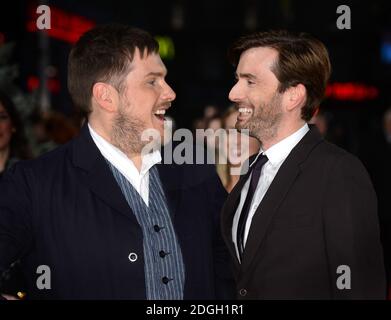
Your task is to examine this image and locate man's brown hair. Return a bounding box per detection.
[228,30,331,121]
[68,24,159,116]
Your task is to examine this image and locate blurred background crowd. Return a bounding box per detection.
[1,0,391,293]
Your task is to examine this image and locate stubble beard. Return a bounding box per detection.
[111,102,148,156]
[236,92,284,145]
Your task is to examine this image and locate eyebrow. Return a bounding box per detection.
[235,72,257,80]
[144,70,167,78]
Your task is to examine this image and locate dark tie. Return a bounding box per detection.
[237,153,268,260]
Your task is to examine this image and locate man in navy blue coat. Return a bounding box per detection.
[0,24,233,300]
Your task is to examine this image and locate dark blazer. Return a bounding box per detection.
[0,124,234,299]
[221,125,386,299]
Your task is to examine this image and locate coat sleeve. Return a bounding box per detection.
[0,164,33,291]
[322,153,386,299]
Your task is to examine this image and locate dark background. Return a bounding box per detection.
[1,0,391,147]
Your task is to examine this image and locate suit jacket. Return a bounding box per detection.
[0,124,234,299]
[221,125,386,299]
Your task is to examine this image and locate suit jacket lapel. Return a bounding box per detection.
[71,123,139,224]
[221,155,257,268]
[241,157,301,271]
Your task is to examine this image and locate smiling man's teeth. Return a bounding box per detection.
[238,108,252,114]
[154,109,166,115]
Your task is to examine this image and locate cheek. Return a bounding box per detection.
[133,91,159,115]
[0,121,12,134]
[0,122,13,144]
[121,96,145,118]
[248,91,264,108]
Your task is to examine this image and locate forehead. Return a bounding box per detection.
[237,46,278,75]
[129,49,166,76]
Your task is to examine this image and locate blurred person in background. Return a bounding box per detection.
[0,91,31,176]
[0,91,31,299]
[30,110,79,156]
[218,106,260,192]
[362,108,391,291]
[192,104,220,134]
[43,111,79,145]
[192,117,205,131]
[204,104,219,121]
[205,114,223,150]
[309,109,329,137]
[204,114,225,188]
[384,109,391,144]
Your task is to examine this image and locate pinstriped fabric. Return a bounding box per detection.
[107,161,185,300]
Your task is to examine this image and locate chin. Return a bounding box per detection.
[155,127,165,141]
[149,125,164,146]
[236,123,249,134]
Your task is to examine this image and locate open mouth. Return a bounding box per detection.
[153,109,166,122]
[237,107,253,121]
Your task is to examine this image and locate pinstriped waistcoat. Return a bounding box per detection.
[107,161,185,300]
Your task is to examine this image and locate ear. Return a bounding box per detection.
[91,82,118,113]
[284,83,307,112]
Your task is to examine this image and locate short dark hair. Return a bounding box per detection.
[68,24,159,116]
[228,30,331,121]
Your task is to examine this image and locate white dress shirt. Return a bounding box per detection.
[232,123,310,260]
[88,124,162,206]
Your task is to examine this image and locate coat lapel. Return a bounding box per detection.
[221,155,257,268]
[71,124,139,224]
[240,157,301,271]
[155,162,182,220]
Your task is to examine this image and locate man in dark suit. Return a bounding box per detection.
[0,24,233,299]
[221,30,386,299]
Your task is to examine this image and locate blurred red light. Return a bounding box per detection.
[26,5,95,44]
[325,82,379,101]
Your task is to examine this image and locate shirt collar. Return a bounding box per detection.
[250,123,309,167]
[88,123,161,176]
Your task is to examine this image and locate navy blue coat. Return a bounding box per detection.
[0,124,234,299]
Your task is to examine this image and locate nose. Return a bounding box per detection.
[163,82,176,103]
[228,82,242,103]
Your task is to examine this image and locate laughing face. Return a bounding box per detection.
[229,47,284,143]
[111,49,176,155]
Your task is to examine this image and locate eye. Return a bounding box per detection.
[247,80,255,85]
[147,79,156,86]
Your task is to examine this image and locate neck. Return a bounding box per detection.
[88,118,143,172]
[0,146,10,172]
[261,120,306,151]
